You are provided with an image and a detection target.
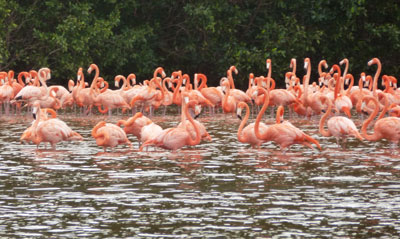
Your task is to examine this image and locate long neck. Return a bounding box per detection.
[344,74,354,96]
[185,102,201,146]
[334,74,341,101]
[222,83,231,113]
[372,61,381,96]
[341,59,349,92]
[276,106,284,123]
[17,72,26,86]
[318,60,325,76]
[291,59,296,76]
[303,58,311,105]
[237,103,250,143]
[89,65,100,89]
[377,93,389,120]
[255,87,270,140]
[197,74,207,90]
[361,96,380,141]
[172,77,182,105]
[319,97,332,137]
[227,70,236,89]
[91,121,105,138]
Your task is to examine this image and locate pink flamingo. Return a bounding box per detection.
[221,78,237,113]
[236,101,268,148]
[255,84,321,151]
[20,108,57,144]
[319,95,363,146]
[138,99,201,151]
[195,73,223,114]
[117,112,163,145]
[361,94,400,145]
[92,121,132,152]
[29,101,83,149]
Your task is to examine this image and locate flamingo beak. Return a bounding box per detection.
[304,62,308,70]
[115,81,119,88]
[266,62,270,69]
[162,71,166,78]
[368,59,373,66]
[184,96,189,104]
[87,67,92,73]
[236,107,242,120]
[32,107,38,120]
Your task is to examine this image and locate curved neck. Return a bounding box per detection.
[276,106,284,123]
[228,66,237,89]
[318,60,327,76]
[290,58,296,76]
[196,73,207,90]
[127,74,136,89]
[17,72,28,86]
[344,74,354,95]
[222,82,231,113]
[255,86,270,140]
[91,121,105,138]
[185,101,201,146]
[237,102,250,143]
[377,93,389,120]
[334,74,341,100]
[370,59,381,96]
[361,96,380,141]
[172,72,183,104]
[303,58,311,104]
[319,96,332,137]
[88,64,100,89]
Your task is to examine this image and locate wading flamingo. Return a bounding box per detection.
[361,94,400,145]
[319,95,363,146]
[139,99,201,151]
[92,121,132,152]
[255,84,321,151]
[28,101,83,149]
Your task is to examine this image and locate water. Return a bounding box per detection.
[0,109,399,238]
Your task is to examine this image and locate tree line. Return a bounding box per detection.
[1,0,399,89]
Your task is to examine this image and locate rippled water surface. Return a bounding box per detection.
[0,109,399,238]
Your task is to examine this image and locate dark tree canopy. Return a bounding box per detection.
[1,0,399,89]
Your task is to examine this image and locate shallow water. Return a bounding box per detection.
[0,109,399,238]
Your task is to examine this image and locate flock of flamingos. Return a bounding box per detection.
[1,57,399,152]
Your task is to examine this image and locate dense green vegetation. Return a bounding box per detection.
[1,0,399,89]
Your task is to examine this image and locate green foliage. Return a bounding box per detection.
[0,0,399,88]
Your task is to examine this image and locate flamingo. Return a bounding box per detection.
[236,101,268,148]
[177,92,212,142]
[195,73,223,114]
[330,65,353,118]
[226,66,251,103]
[319,95,363,146]
[91,121,132,152]
[20,108,57,144]
[255,83,321,151]
[91,75,131,115]
[221,78,237,113]
[14,68,49,103]
[138,99,202,151]
[301,58,324,116]
[361,94,400,145]
[0,71,15,115]
[28,101,83,149]
[117,112,163,146]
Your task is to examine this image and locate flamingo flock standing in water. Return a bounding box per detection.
[4,57,400,152]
